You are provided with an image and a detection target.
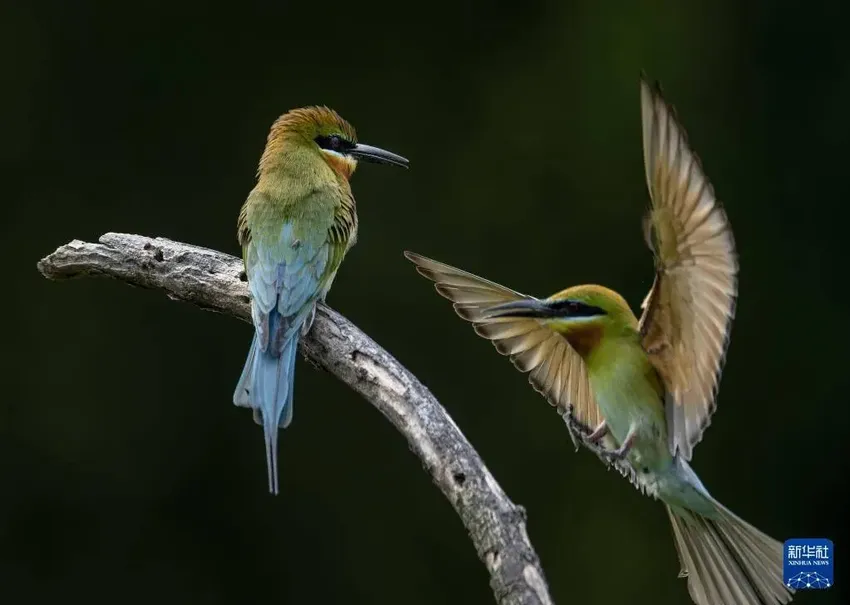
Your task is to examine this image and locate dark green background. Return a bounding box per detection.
[3,1,847,603]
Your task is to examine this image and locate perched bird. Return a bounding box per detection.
[235,107,408,494]
[406,78,792,605]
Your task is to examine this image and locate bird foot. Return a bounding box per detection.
[301,304,317,336]
[562,404,592,452]
[562,405,633,467]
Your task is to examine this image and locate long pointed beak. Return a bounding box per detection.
[349,143,409,168]
[483,298,558,319]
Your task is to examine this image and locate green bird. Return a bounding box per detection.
[406,78,793,605]
[234,107,408,494]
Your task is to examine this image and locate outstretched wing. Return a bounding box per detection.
[405,252,602,430]
[637,78,738,461]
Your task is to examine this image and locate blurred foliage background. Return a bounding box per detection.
[2,0,847,603]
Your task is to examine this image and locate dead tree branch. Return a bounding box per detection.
[37,232,554,605]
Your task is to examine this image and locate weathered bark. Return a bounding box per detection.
[38,232,555,605]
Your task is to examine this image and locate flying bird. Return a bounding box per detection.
[405,78,792,605]
[235,107,408,494]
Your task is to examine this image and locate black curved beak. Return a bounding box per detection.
[349,143,409,168]
[483,299,558,319]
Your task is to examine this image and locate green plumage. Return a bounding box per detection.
[234,109,359,495]
[232,105,406,495]
[404,75,788,605]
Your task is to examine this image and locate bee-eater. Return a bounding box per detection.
[406,79,792,605]
[234,107,408,494]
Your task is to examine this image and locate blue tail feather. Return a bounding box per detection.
[263,411,279,494]
[233,327,299,495]
[233,334,257,408]
[280,337,297,429]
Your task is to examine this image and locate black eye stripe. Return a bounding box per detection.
[315,134,355,152]
[549,299,607,317]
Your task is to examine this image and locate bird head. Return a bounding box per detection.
[483,285,638,356]
[259,106,408,180]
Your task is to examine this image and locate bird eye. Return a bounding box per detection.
[315,134,350,152]
[553,299,607,317]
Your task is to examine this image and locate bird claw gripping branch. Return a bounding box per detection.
[561,404,589,452]
[562,405,624,468]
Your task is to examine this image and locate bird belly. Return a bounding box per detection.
[590,362,672,475]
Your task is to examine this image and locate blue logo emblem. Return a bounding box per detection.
[783,538,833,590]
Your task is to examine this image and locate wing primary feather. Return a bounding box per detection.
[404,252,602,428]
[637,78,739,460]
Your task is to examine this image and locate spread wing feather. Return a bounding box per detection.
[637,78,738,461]
[405,252,603,429]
